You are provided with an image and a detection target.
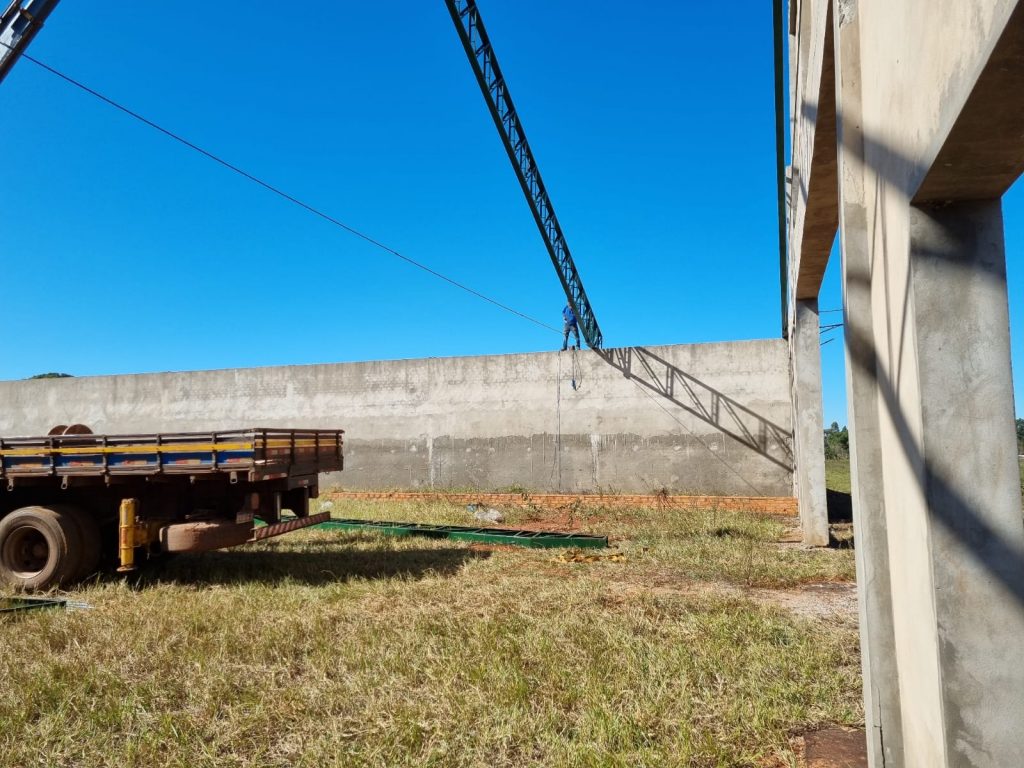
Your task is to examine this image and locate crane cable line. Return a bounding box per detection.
[2,42,561,336]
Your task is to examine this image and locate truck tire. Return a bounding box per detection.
[58,505,102,581]
[160,520,253,553]
[0,506,84,591]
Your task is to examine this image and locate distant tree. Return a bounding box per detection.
[824,422,850,460]
[1016,418,1024,454]
[28,372,73,379]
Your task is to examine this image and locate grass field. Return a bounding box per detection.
[824,460,851,496]
[0,501,860,767]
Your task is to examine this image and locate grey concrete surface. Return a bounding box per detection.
[0,341,794,496]
[833,6,903,763]
[789,299,829,546]
[794,0,1024,764]
[897,201,1024,767]
[788,0,839,300]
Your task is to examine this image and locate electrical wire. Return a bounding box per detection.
[4,43,561,335]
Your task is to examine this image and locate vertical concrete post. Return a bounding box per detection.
[832,4,903,765]
[790,298,830,546]
[873,200,1024,767]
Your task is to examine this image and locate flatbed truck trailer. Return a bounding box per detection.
[0,427,344,590]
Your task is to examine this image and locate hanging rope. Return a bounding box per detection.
[570,347,584,392]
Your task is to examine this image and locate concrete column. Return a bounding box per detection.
[790,298,830,546]
[874,199,1024,766]
[833,5,903,765]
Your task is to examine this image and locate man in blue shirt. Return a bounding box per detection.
[561,304,580,351]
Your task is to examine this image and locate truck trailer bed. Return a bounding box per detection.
[0,428,344,482]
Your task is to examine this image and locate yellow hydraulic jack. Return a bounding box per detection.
[117,498,138,573]
[117,498,163,572]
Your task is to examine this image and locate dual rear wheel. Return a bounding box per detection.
[0,505,102,591]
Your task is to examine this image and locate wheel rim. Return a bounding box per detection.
[2,525,50,578]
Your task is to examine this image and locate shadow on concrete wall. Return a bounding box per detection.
[595,346,794,472]
[792,12,1024,761]
[821,35,1024,608]
[845,243,1024,605]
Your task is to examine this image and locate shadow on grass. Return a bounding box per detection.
[137,539,490,587]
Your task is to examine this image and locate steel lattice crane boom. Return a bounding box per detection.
[4,0,605,346]
[445,0,604,349]
[0,0,59,84]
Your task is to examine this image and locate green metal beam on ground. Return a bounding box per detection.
[311,518,608,549]
[0,596,66,614]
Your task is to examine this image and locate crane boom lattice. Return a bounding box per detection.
[0,0,59,84]
[445,0,603,348]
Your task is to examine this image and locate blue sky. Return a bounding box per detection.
[2,1,1023,425]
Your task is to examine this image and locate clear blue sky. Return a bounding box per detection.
[3,1,1024,425]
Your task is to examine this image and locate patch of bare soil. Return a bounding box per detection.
[600,573,858,622]
[749,582,858,621]
[776,524,855,549]
[778,527,805,544]
[802,727,868,767]
[763,727,867,768]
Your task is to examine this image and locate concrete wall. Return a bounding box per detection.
[0,341,793,496]
[792,1,1024,764]
[841,6,1024,764]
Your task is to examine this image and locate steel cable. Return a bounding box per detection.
[3,42,561,336]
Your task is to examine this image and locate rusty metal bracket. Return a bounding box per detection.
[251,511,330,542]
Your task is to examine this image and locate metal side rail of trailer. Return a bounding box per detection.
[0,428,344,484]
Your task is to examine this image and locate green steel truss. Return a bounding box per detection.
[445,0,604,348]
[314,518,608,549]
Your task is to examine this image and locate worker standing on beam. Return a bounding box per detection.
[561,305,580,352]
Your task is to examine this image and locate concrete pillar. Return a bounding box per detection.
[871,200,1024,767]
[790,298,830,546]
[832,6,903,765]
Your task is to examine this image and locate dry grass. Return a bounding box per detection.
[330,499,856,588]
[824,460,851,496]
[0,501,860,767]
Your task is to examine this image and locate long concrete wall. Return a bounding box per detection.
[0,341,794,496]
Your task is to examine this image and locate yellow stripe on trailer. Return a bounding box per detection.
[0,437,331,458]
[0,441,253,457]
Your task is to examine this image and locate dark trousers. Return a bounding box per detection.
[562,322,580,350]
